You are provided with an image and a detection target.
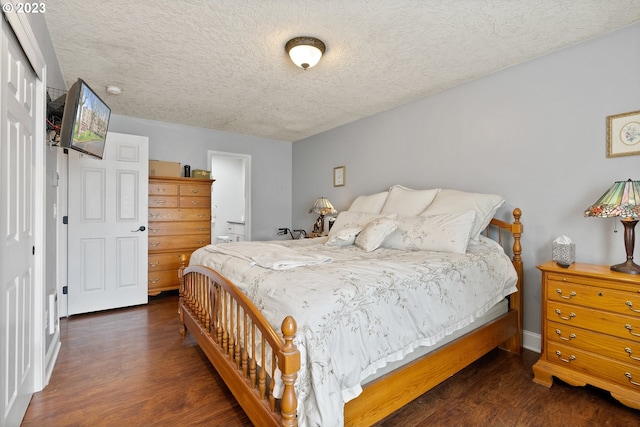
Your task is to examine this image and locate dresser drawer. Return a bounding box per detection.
[548,275,640,316]
[149,208,210,222]
[546,341,640,394]
[547,300,640,342]
[149,182,178,195]
[148,252,191,272]
[179,195,211,208]
[148,221,210,236]
[148,269,180,290]
[148,234,210,251]
[149,195,178,208]
[179,184,209,196]
[547,320,640,366]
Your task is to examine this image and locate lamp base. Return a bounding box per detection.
[610,259,640,275]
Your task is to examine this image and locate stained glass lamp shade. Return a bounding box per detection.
[584,179,640,274]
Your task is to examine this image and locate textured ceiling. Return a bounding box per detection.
[44,1,640,142]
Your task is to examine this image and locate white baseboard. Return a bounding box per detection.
[523,329,541,353]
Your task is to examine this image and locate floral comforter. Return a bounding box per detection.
[189,235,517,427]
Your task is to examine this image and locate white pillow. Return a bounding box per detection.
[355,217,398,252]
[421,189,504,241]
[327,211,389,241]
[380,185,440,216]
[325,227,361,247]
[347,191,389,214]
[381,211,476,254]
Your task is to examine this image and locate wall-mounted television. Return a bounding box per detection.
[59,78,111,159]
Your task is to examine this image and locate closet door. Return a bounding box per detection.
[0,19,38,427]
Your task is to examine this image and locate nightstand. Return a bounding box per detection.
[533,261,640,409]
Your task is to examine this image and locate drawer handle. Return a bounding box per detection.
[626,324,640,337]
[625,347,640,361]
[555,309,576,321]
[197,227,206,231]
[155,187,165,193]
[626,301,640,313]
[555,329,576,341]
[149,261,160,267]
[155,200,166,205]
[556,289,576,299]
[555,350,575,363]
[196,239,207,244]
[625,372,640,387]
[197,214,206,218]
[191,188,200,194]
[149,213,160,218]
[149,227,160,233]
[149,242,161,247]
[149,277,160,284]
[191,200,199,206]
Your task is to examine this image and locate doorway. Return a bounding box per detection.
[208,151,251,242]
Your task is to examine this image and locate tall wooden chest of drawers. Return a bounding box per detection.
[533,262,640,409]
[148,177,214,295]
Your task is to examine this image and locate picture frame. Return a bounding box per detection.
[333,166,345,187]
[607,110,640,158]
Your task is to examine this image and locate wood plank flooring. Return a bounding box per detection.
[22,293,640,427]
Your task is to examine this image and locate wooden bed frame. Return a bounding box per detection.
[178,208,523,427]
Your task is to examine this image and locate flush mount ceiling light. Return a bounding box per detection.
[285,36,326,70]
[106,85,122,95]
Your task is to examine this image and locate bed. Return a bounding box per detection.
[178,187,523,427]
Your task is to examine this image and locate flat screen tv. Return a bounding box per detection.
[59,78,111,159]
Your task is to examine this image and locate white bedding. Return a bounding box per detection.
[189,235,518,427]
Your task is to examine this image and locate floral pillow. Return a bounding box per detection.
[381,211,476,254]
[325,227,362,247]
[354,217,399,252]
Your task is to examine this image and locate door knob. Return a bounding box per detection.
[132,225,146,232]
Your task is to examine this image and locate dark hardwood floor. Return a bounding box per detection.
[22,293,639,427]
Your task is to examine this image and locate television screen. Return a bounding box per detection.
[59,78,111,159]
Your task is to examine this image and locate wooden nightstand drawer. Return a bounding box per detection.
[546,300,640,341]
[547,321,640,365]
[548,276,640,316]
[546,341,640,393]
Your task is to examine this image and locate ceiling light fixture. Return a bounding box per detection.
[106,85,122,95]
[285,36,326,70]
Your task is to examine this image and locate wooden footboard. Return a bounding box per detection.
[179,208,523,427]
[178,262,299,427]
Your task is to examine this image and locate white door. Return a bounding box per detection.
[0,20,37,427]
[67,132,149,315]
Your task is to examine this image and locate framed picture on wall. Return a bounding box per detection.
[333,166,345,187]
[607,110,640,157]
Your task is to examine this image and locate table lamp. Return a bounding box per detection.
[584,179,640,274]
[309,197,336,234]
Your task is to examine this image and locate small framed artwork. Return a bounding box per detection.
[607,110,640,158]
[333,166,345,187]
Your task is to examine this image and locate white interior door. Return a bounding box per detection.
[67,132,149,315]
[0,19,38,427]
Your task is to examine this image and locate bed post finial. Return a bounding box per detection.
[279,316,300,427]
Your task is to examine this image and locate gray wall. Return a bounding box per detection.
[292,23,640,339]
[108,115,293,240]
